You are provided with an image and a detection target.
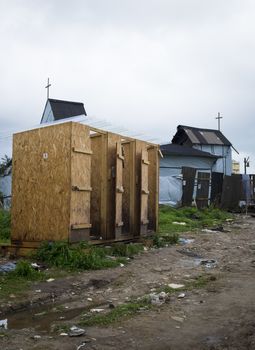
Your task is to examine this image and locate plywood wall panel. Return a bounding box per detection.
[70,123,92,241]
[12,123,72,242]
[90,135,105,237]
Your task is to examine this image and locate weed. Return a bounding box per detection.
[110,243,144,257]
[80,298,151,326]
[0,209,11,242]
[34,241,127,270]
[0,260,47,301]
[11,260,43,280]
[152,232,179,247]
[159,205,232,234]
[161,274,214,294]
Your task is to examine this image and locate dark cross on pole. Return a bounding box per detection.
[45,78,51,100]
[215,112,223,131]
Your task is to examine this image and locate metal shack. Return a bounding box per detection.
[11,122,159,254]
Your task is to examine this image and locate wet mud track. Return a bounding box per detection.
[1,214,255,349]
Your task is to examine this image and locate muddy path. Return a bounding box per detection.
[1,214,255,349]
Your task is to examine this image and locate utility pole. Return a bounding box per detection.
[215,112,223,131]
[244,157,250,174]
[45,78,51,100]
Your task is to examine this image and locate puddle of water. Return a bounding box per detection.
[4,303,86,332]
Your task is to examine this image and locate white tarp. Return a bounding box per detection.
[159,176,183,207]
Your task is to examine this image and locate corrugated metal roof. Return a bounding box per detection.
[172,125,232,146]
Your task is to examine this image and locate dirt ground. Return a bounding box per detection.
[1,214,255,350]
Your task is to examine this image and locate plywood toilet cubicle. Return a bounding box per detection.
[11,121,159,252]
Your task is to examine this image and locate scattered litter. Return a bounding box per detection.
[35,289,41,293]
[46,278,55,282]
[172,221,187,226]
[168,283,184,289]
[33,335,41,340]
[143,246,148,251]
[90,308,104,313]
[34,311,46,317]
[200,259,217,268]
[0,262,16,274]
[0,319,8,329]
[179,238,194,245]
[60,333,68,336]
[120,263,125,267]
[178,293,186,298]
[202,229,217,233]
[87,298,93,302]
[68,326,86,337]
[149,292,167,305]
[77,343,86,350]
[31,262,40,270]
[171,316,184,323]
[177,249,202,258]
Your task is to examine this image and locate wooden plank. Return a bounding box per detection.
[106,133,122,240]
[221,174,242,210]
[196,172,210,209]
[72,186,92,192]
[71,223,92,229]
[115,141,124,238]
[148,146,159,232]
[70,123,92,240]
[211,172,224,206]
[72,147,93,155]
[181,167,196,206]
[90,134,105,237]
[122,141,135,235]
[140,148,149,235]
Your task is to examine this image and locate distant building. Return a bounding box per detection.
[172,125,237,176]
[159,143,221,206]
[232,160,240,174]
[41,98,87,124]
[160,143,219,177]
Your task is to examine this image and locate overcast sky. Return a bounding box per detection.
[0,0,254,172]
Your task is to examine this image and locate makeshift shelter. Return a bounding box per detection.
[11,121,159,254]
[159,143,219,207]
[172,125,237,176]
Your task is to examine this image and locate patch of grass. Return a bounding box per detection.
[80,298,151,327]
[12,260,43,280]
[159,205,232,234]
[34,241,131,270]
[52,323,70,333]
[0,209,11,243]
[152,232,179,248]
[161,274,215,294]
[110,243,144,257]
[0,260,45,300]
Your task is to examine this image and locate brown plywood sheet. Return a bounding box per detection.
[12,123,72,242]
[70,123,91,241]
